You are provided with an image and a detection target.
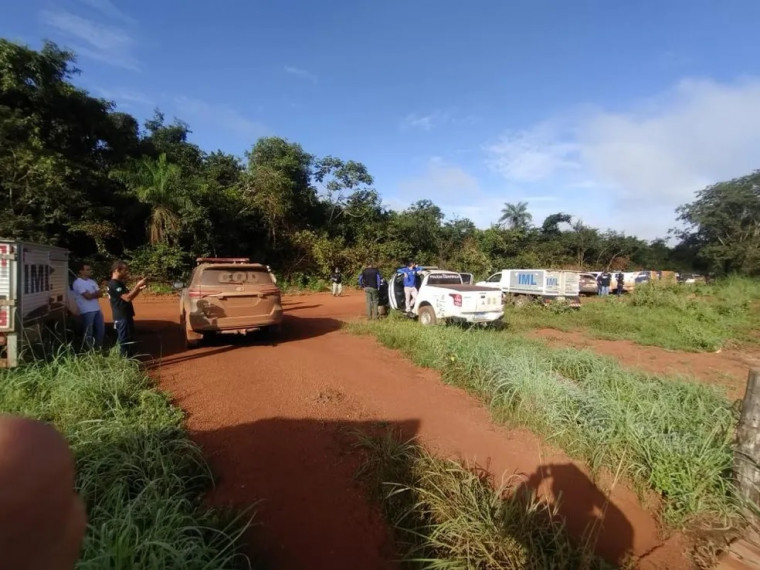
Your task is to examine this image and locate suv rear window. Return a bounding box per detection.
[427,273,463,285]
[200,267,273,286]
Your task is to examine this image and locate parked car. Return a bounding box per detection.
[388,269,503,325]
[677,273,706,285]
[178,258,283,348]
[477,269,581,307]
[579,273,598,296]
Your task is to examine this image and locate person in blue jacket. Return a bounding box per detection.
[397,260,420,314]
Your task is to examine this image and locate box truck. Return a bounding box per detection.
[0,240,71,367]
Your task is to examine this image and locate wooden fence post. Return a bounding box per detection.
[735,369,760,508]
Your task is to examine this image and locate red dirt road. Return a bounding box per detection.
[127,292,691,569]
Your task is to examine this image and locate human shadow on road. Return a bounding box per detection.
[515,463,635,566]
[195,419,633,570]
[194,417,419,570]
[134,313,344,364]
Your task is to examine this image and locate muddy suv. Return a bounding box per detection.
[179,258,283,348]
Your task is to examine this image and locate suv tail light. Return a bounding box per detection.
[449,293,462,307]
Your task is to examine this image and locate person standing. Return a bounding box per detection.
[600,271,612,296]
[358,262,382,319]
[72,263,104,349]
[330,267,343,297]
[397,261,420,314]
[107,261,147,357]
[615,272,625,296]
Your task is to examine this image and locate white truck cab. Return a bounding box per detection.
[388,269,503,325]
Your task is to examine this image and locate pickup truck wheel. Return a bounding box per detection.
[418,305,438,326]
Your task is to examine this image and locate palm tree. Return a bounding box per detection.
[112,154,185,245]
[499,201,533,231]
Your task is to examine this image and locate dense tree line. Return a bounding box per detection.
[1,39,758,284]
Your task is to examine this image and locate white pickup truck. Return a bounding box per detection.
[388,269,503,325]
[477,269,581,307]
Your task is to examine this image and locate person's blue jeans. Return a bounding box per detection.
[601,286,610,296]
[113,317,135,357]
[80,310,104,349]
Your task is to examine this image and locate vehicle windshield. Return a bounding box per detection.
[200,267,273,286]
[427,273,463,285]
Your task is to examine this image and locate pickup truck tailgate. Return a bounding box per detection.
[461,290,501,312]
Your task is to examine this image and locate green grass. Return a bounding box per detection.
[0,351,252,570]
[348,317,740,529]
[504,276,760,352]
[355,430,616,569]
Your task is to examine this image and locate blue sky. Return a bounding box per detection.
[3,0,760,240]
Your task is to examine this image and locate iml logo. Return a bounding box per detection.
[24,264,51,294]
[517,273,537,285]
[547,277,558,287]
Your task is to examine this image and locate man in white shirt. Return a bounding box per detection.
[72,263,104,349]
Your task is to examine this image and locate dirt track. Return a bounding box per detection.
[124,292,693,570]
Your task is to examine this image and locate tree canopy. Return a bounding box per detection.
[1,38,757,282]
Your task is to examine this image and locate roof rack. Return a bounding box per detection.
[196,257,251,265]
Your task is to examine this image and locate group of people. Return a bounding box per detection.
[70,260,147,356]
[596,271,625,296]
[352,260,420,319]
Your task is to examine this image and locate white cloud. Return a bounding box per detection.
[485,121,580,182]
[95,87,152,108]
[283,66,318,83]
[401,113,438,131]
[174,96,268,138]
[401,110,467,132]
[77,0,135,24]
[579,78,760,202]
[40,9,138,70]
[485,77,760,238]
[397,157,480,205]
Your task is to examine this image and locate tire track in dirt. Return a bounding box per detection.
[128,293,690,570]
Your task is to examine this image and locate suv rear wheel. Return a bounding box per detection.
[181,313,203,349]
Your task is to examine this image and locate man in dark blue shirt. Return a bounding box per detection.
[358,263,382,319]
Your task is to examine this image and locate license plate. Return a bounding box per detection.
[474,312,487,318]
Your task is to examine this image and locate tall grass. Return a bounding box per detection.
[505,276,760,352]
[355,431,615,569]
[348,317,739,529]
[0,351,252,569]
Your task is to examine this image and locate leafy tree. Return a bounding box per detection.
[0,40,136,251]
[243,137,315,246]
[314,156,374,225]
[541,212,572,235]
[675,172,760,275]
